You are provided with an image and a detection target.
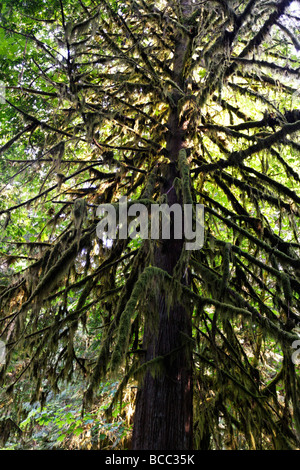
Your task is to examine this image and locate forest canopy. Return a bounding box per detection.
[0,0,300,450]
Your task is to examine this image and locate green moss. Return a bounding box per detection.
[280,273,293,305]
[178,148,193,205]
[110,266,166,370]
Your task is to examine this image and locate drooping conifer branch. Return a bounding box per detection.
[1,0,300,450]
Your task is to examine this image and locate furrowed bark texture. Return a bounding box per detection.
[132,1,193,449]
[131,165,193,450]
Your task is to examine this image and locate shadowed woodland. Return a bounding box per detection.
[0,0,300,450]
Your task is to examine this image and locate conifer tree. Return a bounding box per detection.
[0,0,300,449]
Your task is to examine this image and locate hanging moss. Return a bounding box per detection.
[173,176,182,199]
[1,0,300,450]
[133,355,166,383]
[280,273,293,306]
[219,243,231,300]
[110,266,166,371]
[141,165,159,199]
[178,148,193,205]
[20,239,79,313]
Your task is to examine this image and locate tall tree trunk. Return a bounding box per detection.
[131,164,193,450]
[132,1,193,449]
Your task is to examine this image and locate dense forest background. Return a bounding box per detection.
[0,0,300,450]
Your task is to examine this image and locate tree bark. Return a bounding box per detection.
[132,2,194,449]
[131,164,193,450]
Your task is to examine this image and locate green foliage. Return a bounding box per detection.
[0,0,300,450]
[1,381,132,450]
